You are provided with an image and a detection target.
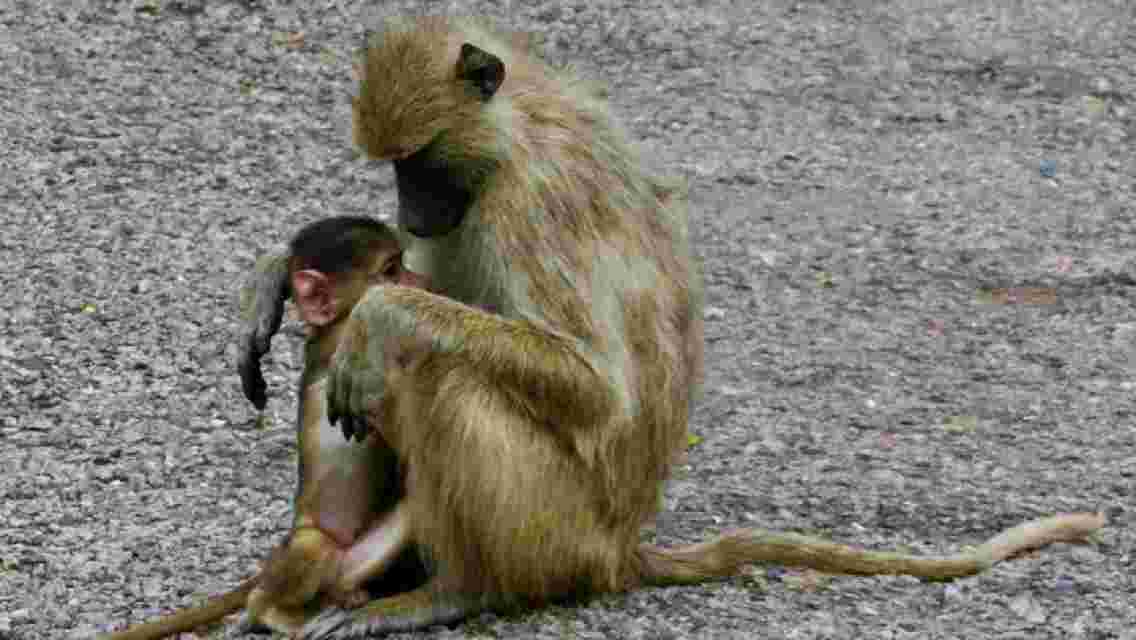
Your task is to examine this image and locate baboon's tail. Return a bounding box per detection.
[97,578,256,640]
[638,512,1105,586]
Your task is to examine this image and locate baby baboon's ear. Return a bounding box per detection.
[457,43,505,100]
[291,269,338,327]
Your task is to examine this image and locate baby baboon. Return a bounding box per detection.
[247,216,429,634]
[102,218,428,640]
[234,16,1104,640]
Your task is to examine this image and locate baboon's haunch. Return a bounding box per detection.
[231,16,1104,640]
[101,218,428,640]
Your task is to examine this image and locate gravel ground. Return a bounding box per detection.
[1,1,1133,639]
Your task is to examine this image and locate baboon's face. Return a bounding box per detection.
[354,24,510,240]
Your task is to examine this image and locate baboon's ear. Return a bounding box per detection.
[457,43,505,101]
[292,269,338,327]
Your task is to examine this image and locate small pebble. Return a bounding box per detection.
[1090,76,1113,94]
[1039,159,1057,177]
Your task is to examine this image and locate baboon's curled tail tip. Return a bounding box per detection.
[638,511,1106,587]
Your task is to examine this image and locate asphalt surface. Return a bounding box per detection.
[1,1,1132,638]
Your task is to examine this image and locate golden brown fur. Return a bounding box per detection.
[297,16,1104,640]
[341,14,702,601]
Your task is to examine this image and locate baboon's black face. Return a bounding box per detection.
[394,148,471,238]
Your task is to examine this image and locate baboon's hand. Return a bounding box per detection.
[326,300,390,443]
[237,252,291,410]
[327,286,439,442]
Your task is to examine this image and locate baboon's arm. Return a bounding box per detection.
[326,284,617,441]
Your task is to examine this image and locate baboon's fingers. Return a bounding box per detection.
[326,349,368,442]
[327,307,394,442]
[326,346,346,429]
[296,607,351,640]
[298,588,478,639]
